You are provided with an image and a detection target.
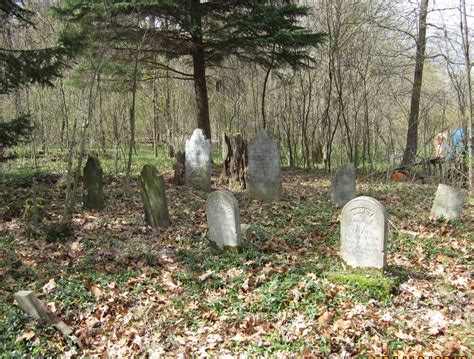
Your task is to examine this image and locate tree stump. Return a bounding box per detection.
[221,133,247,189]
[173,151,185,186]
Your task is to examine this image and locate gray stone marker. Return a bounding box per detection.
[185,129,212,191]
[139,165,170,229]
[207,190,241,250]
[248,129,281,201]
[331,163,356,206]
[83,156,104,210]
[430,183,467,220]
[340,196,388,270]
[14,291,73,337]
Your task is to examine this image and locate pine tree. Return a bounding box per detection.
[0,0,76,155]
[55,0,326,140]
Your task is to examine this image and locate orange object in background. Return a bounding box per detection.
[390,171,407,182]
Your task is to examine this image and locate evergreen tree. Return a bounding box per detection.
[56,0,326,140]
[0,0,76,155]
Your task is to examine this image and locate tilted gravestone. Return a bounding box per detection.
[139,165,170,229]
[430,183,467,220]
[83,156,104,210]
[207,190,241,250]
[248,129,281,201]
[340,196,388,270]
[185,129,212,191]
[332,163,356,206]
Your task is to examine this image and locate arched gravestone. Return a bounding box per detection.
[248,129,281,201]
[185,129,212,191]
[206,190,241,250]
[139,165,170,229]
[83,156,104,211]
[340,196,388,270]
[430,183,467,220]
[331,163,356,206]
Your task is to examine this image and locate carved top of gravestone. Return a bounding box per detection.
[139,164,170,229]
[83,155,104,211]
[340,196,388,270]
[430,183,467,220]
[332,163,356,206]
[248,129,281,201]
[185,129,211,191]
[206,190,241,249]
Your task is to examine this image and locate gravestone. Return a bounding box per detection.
[340,196,388,270]
[430,183,467,220]
[206,190,241,250]
[185,129,212,191]
[248,129,281,201]
[139,165,170,229]
[83,156,104,210]
[331,163,356,206]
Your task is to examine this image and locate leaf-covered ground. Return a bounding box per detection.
[0,156,473,357]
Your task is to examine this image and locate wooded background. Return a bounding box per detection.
[1,0,472,177]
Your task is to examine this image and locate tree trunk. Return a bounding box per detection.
[401,0,429,166]
[460,0,473,192]
[221,133,247,189]
[191,0,211,141]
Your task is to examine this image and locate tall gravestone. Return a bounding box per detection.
[139,165,170,229]
[185,129,212,191]
[207,190,241,250]
[331,163,356,206]
[248,129,281,201]
[83,156,104,211]
[430,183,467,220]
[340,196,388,270]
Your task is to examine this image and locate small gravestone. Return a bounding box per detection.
[139,165,170,229]
[331,163,356,206]
[248,129,281,201]
[430,184,467,220]
[185,129,212,191]
[206,190,241,250]
[340,196,388,270]
[83,156,104,210]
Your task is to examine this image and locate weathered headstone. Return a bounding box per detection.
[430,183,467,220]
[185,129,212,191]
[206,190,241,250]
[139,165,170,229]
[340,196,388,270]
[331,163,356,206]
[83,156,104,210]
[248,129,281,201]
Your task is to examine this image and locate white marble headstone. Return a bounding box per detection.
[185,129,211,191]
[430,184,467,220]
[248,129,281,201]
[206,190,241,249]
[340,196,388,270]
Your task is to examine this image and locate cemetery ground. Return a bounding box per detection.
[0,148,473,357]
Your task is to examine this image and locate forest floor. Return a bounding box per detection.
[0,150,473,357]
